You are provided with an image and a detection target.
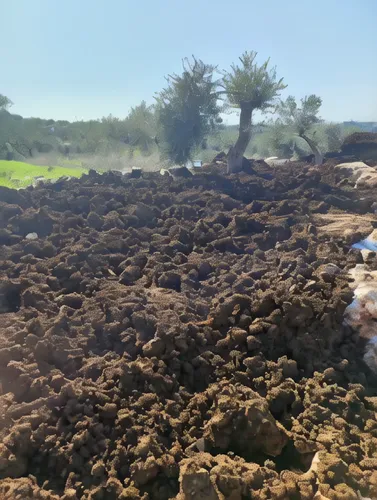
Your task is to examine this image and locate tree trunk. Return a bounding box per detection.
[227,104,253,173]
[300,133,324,166]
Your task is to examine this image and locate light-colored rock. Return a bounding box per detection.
[335,161,377,188]
[25,232,38,240]
[265,157,289,166]
[314,213,377,239]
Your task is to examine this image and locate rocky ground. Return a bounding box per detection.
[1,158,377,499]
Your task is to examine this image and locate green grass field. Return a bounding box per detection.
[0,160,87,189]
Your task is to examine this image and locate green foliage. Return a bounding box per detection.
[275,95,324,163]
[277,95,322,137]
[155,57,222,164]
[323,123,344,152]
[0,110,60,159]
[0,102,159,160]
[241,120,364,160]
[222,51,287,111]
[0,94,13,110]
[125,101,156,153]
[266,123,295,157]
[206,125,238,153]
[101,114,127,142]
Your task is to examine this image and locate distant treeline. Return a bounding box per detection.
[0,105,368,163]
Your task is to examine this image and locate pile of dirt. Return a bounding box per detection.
[1,162,377,499]
[341,132,377,161]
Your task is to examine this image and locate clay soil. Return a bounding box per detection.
[1,160,377,499]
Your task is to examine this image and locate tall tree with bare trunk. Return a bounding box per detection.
[222,52,286,173]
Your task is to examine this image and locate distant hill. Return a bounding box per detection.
[343,121,377,133]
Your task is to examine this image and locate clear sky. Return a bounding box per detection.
[2,0,377,123]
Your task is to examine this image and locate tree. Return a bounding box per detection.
[277,95,324,165]
[125,101,156,154]
[221,51,286,173]
[0,94,13,110]
[323,123,343,152]
[101,114,129,146]
[155,57,221,165]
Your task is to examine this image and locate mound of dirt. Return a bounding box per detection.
[341,132,377,161]
[0,161,377,499]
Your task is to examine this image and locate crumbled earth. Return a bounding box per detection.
[1,160,377,499]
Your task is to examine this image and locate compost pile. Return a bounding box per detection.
[341,132,377,161]
[1,160,377,500]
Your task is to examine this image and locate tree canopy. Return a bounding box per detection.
[222,51,286,111]
[278,95,322,135]
[155,58,222,165]
[277,95,324,164]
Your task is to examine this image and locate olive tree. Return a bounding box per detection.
[222,51,286,173]
[155,58,221,165]
[277,95,323,165]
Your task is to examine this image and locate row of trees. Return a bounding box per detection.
[0,95,159,160]
[155,51,327,172]
[0,51,348,170]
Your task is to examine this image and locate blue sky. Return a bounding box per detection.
[2,0,377,123]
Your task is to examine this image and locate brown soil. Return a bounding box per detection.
[0,162,377,499]
[342,133,377,146]
[341,132,377,161]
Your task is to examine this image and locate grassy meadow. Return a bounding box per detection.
[0,160,87,189]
